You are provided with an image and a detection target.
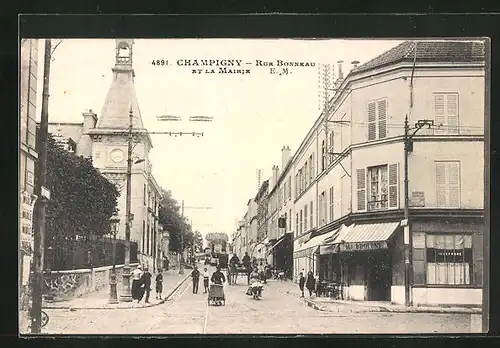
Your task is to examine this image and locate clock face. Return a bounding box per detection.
[110,149,125,163]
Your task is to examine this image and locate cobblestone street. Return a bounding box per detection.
[40,268,476,334]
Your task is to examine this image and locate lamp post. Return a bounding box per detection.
[108,215,120,304]
[403,115,434,307]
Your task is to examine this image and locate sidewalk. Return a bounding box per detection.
[269,279,482,315]
[42,269,190,310]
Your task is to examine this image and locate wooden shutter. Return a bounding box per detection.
[388,163,399,208]
[448,161,460,208]
[435,162,447,207]
[447,93,459,135]
[368,102,377,140]
[356,168,366,211]
[378,100,387,139]
[472,233,483,286]
[434,94,446,135]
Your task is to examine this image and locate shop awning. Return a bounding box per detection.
[338,222,400,252]
[293,228,339,259]
[267,232,292,255]
[319,224,355,255]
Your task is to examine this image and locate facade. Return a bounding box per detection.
[254,180,269,262]
[20,39,39,310]
[246,40,484,307]
[47,39,164,271]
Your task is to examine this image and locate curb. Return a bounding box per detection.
[276,287,481,315]
[43,273,191,311]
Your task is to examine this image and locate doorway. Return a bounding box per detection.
[366,250,391,301]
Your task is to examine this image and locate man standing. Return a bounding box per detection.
[242,252,251,285]
[140,267,152,304]
[191,265,200,294]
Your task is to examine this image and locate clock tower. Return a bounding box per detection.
[88,39,154,250]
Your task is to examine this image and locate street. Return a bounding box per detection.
[41,266,473,335]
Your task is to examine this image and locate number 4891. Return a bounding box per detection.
[151,60,168,66]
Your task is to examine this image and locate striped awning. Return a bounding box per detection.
[338,222,400,252]
[319,224,354,255]
[293,228,339,259]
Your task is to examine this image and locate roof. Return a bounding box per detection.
[353,40,485,74]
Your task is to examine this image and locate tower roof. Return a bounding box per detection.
[95,39,145,130]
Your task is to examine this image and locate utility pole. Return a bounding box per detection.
[31,39,51,334]
[179,200,185,275]
[120,107,134,303]
[403,115,434,307]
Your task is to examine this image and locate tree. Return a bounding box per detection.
[158,189,192,252]
[193,231,203,252]
[41,133,119,269]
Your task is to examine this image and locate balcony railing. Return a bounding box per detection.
[367,196,388,211]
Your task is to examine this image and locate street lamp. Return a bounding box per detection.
[108,215,120,304]
[403,115,434,307]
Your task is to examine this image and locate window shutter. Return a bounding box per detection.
[368,102,377,140]
[448,161,460,208]
[356,168,366,211]
[435,162,447,207]
[388,163,399,208]
[378,100,387,139]
[434,94,446,135]
[446,94,459,135]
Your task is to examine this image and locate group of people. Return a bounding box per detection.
[298,270,319,298]
[131,265,164,303]
[190,265,227,294]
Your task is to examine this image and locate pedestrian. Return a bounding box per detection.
[140,267,152,303]
[211,266,226,285]
[203,267,210,293]
[155,269,163,300]
[131,264,143,300]
[191,265,200,294]
[306,270,315,297]
[242,252,251,285]
[298,272,305,297]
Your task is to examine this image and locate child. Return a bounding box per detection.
[203,267,210,293]
[155,269,163,300]
[298,272,305,298]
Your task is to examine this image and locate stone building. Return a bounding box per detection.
[19,38,39,309]
[47,39,163,271]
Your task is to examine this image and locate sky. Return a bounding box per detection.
[35,38,403,238]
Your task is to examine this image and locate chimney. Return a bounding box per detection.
[337,60,344,80]
[272,165,279,188]
[281,145,291,171]
[82,109,97,132]
[351,60,360,70]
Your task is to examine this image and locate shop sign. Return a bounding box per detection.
[412,233,425,249]
[340,241,387,252]
[436,250,464,258]
[409,191,425,207]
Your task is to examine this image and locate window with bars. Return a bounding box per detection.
[434,93,459,135]
[329,186,334,222]
[435,161,460,208]
[367,99,387,141]
[357,163,398,212]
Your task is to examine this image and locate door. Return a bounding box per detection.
[367,251,391,301]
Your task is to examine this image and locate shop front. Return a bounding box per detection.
[410,219,483,307]
[322,222,401,302]
[268,232,293,278]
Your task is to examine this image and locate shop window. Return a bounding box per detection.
[426,234,472,285]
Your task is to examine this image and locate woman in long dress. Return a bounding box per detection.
[131,265,143,299]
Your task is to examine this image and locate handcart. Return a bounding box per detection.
[208,284,225,306]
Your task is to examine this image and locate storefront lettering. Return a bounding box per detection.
[341,241,387,251]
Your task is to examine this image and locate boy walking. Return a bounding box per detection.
[203,267,210,293]
[298,272,305,298]
[191,265,200,294]
[155,269,163,300]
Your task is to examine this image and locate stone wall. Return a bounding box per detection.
[43,263,139,302]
